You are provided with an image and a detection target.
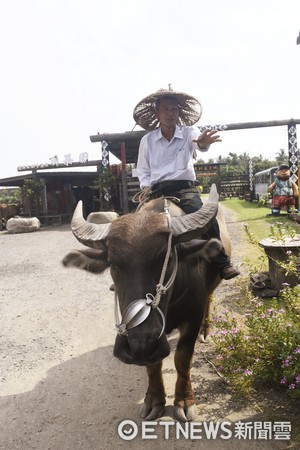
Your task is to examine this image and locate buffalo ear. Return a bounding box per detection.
[62,248,109,274]
[176,240,208,259]
[176,238,223,262]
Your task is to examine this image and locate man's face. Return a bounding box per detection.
[155,98,180,129]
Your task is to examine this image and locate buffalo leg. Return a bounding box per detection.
[140,361,166,420]
[174,325,199,421]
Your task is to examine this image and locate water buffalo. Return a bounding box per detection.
[0,204,20,230]
[62,184,231,421]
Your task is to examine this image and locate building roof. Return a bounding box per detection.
[0,171,100,187]
[254,166,278,177]
[90,130,147,164]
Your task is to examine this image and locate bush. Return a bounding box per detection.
[210,222,300,400]
[0,189,21,205]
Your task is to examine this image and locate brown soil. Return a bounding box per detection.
[0,207,299,450]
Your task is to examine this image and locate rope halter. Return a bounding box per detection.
[114,207,178,339]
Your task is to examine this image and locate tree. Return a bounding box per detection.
[275,149,288,163]
[22,178,45,216]
[0,188,21,205]
[90,168,117,211]
[227,152,239,165]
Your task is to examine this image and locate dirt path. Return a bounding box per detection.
[0,210,295,449]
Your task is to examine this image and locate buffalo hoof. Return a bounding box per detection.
[174,403,197,422]
[199,333,210,343]
[199,333,206,343]
[139,403,165,421]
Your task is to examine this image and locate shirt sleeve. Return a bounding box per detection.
[136,134,151,188]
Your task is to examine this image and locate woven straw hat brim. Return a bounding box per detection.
[133,89,202,131]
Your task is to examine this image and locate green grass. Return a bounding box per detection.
[220,198,300,242]
[201,195,300,267]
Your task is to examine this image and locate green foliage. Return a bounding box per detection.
[196,150,298,191]
[90,168,117,211]
[196,151,285,191]
[269,221,298,241]
[220,198,300,244]
[0,188,21,205]
[197,174,211,189]
[256,195,269,207]
[22,178,45,198]
[211,295,300,398]
[214,152,279,174]
[22,178,45,215]
[275,148,288,163]
[210,222,300,400]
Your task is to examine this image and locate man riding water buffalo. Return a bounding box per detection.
[63,87,239,421]
[134,87,239,280]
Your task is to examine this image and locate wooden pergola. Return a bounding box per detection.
[91,118,300,200]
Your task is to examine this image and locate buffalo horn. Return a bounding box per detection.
[71,201,111,249]
[171,183,219,243]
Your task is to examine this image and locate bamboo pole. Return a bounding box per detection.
[90,119,300,142]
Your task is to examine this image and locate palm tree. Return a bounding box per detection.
[275,149,288,163]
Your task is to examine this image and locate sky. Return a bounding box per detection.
[0,0,299,179]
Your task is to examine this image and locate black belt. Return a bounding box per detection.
[152,180,197,192]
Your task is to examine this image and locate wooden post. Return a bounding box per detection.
[120,142,129,214]
[287,121,299,209]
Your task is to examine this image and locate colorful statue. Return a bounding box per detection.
[268,164,299,215]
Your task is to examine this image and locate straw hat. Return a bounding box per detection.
[133,88,202,131]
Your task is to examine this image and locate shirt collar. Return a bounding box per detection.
[153,125,184,142]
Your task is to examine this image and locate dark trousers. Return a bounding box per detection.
[154,187,230,269]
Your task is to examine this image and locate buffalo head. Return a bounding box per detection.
[63,185,219,366]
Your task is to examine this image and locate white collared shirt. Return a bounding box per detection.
[136,125,206,188]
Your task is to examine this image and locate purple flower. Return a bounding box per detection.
[220,330,228,335]
[245,369,253,376]
[289,384,296,390]
[294,346,300,354]
[295,375,300,384]
[213,316,222,323]
[282,356,292,367]
[280,377,287,385]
